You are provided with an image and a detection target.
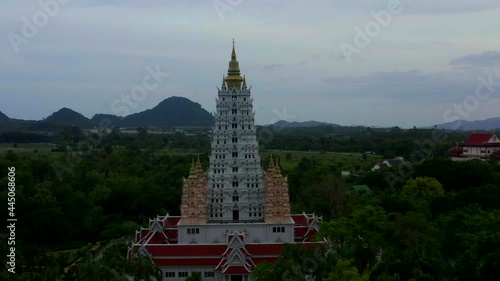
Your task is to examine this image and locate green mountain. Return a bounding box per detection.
[434,117,500,131]
[0,111,9,123]
[90,114,123,128]
[42,107,92,127]
[273,120,340,128]
[122,96,214,128]
[2,97,214,132]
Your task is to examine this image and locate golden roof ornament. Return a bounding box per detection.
[189,158,198,179]
[274,158,283,178]
[196,155,203,173]
[268,155,275,172]
[224,39,244,89]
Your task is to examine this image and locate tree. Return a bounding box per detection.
[136,127,148,143]
[323,258,366,281]
[489,152,498,166]
[308,175,355,219]
[402,177,444,197]
[253,244,327,280]
[318,205,391,273]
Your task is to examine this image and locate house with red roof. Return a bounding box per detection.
[450,133,500,160]
[128,43,321,281]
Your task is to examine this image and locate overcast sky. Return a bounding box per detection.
[1,0,500,127]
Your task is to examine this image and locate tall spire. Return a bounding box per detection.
[227,39,241,76]
[189,158,197,179]
[225,39,244,89]
[231,38,237,60]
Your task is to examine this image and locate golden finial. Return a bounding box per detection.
[274,157,282,178]
[196,154,203,173]
[189,158,197,179]
[268,155,275,171]
[231,39,237,60]
[225,39,244,89]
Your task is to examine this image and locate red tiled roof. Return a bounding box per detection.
[463,134,494,145]
[153,258,221,267]
[449,147,463,153]
[165,229,178,239]
[145,244,227,256]
[246,244,283,255]
[291,214,308,226]
[165,217,181,227]
[294,227,308,237]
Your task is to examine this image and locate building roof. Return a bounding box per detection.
[449,147,463,153]
[352,185,372,193]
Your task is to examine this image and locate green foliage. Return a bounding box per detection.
[253,244,326,281]
[256,157,499,281]
[186,271,203,281]
[402,177,444,197]
[324,258,367,281]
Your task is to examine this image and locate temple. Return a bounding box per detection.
[450,132,500,161]
[129,42,321,281]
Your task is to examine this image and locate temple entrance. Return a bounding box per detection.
[231,275,243,281]
[232,209,239,221]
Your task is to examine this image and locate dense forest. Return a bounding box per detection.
[0,126,499,280]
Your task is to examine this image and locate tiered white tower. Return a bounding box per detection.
[132,42,319,281]
[207,40,264,223]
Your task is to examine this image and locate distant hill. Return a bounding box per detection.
[2,97,214,132]
[42,107,92,127]
[122,96,214,128]
[272,120,340,128]
[434,117,500,131]
[0,111,9,123]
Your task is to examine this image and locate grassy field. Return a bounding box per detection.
[0,143,383,171]
[261,150,382,172]
[0,143,56,155]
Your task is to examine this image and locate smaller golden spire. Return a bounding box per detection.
[268,155,275,172]
[189,158,198,179]
[196,155,203,173]
[274,157,282,178]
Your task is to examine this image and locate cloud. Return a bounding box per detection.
[320,69,487,104]
[330,0,500,14]
[449,51,500,66]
